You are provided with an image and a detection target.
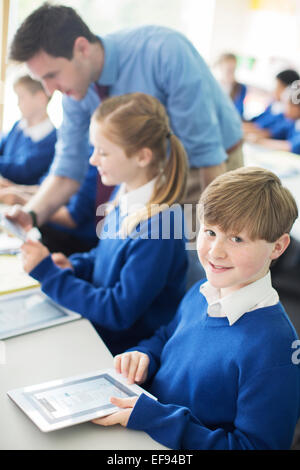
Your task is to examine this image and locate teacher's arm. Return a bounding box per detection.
[6,174,79,229]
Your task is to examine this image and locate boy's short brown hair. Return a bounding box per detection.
[198,166,298,242]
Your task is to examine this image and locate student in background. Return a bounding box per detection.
[253,87,300,154]
[92,167,300,451]
[243,69,300,139]
[0,75,56,185]
[215,52,247,118]
[21,93,188,355]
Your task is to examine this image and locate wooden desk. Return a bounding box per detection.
[0,318,166,450]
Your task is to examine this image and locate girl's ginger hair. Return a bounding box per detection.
[92,92,188,236]
[198,166,298,242]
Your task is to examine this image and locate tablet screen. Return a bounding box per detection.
[24,374,137,425]
[0,213,28,242]
[0,293,74,339]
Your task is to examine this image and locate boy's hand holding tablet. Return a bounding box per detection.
[92,351,150,427]
[92,395,139,427]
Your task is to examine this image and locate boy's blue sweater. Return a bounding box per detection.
[0,121,56,184]
[127,280,300,450]
[233,83,247,118]
[270,117,300,155]
[251,103,285,130]
[30,205,188,355]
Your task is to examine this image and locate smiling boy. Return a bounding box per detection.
[93,166,300,450]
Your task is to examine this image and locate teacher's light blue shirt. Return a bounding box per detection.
[50,25,242,183]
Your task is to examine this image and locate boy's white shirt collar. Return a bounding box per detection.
[118,177,157,216]
[270,101,284,115]
[18,117,55,142]
[200,271,279,326]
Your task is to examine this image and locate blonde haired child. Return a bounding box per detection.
[215,52,247,118]
[21,92,188,355]
[94,167,300,450]
[0,74,56,186]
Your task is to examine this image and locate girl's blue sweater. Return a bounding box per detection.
[30,204,188,355]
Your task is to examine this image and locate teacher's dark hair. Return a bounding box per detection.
[9,2,99,62]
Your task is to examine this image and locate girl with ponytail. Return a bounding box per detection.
[22,93,189,355]
[91,92,187,237]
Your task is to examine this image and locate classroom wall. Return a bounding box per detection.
[1,1,5,124]
[209,0,250,61]
[0,2,3,64]
[210,0,300,65]
[209,0,300,92]
[1,0,15,131]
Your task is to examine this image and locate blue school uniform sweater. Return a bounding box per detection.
[233,83,247,117]
[48,164,99,244]
[29,204,188,355]
[251,102,285,130]
[127,280,300,450]
[270,118,300,155]
[0,121,56,184]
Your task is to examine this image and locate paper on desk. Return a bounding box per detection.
[0,232,23,254]
[0,254,39,295]
[0,226,42,255]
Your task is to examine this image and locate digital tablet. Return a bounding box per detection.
[0,288,81,339]
[7,368,156,432]
[0,213,28,242]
